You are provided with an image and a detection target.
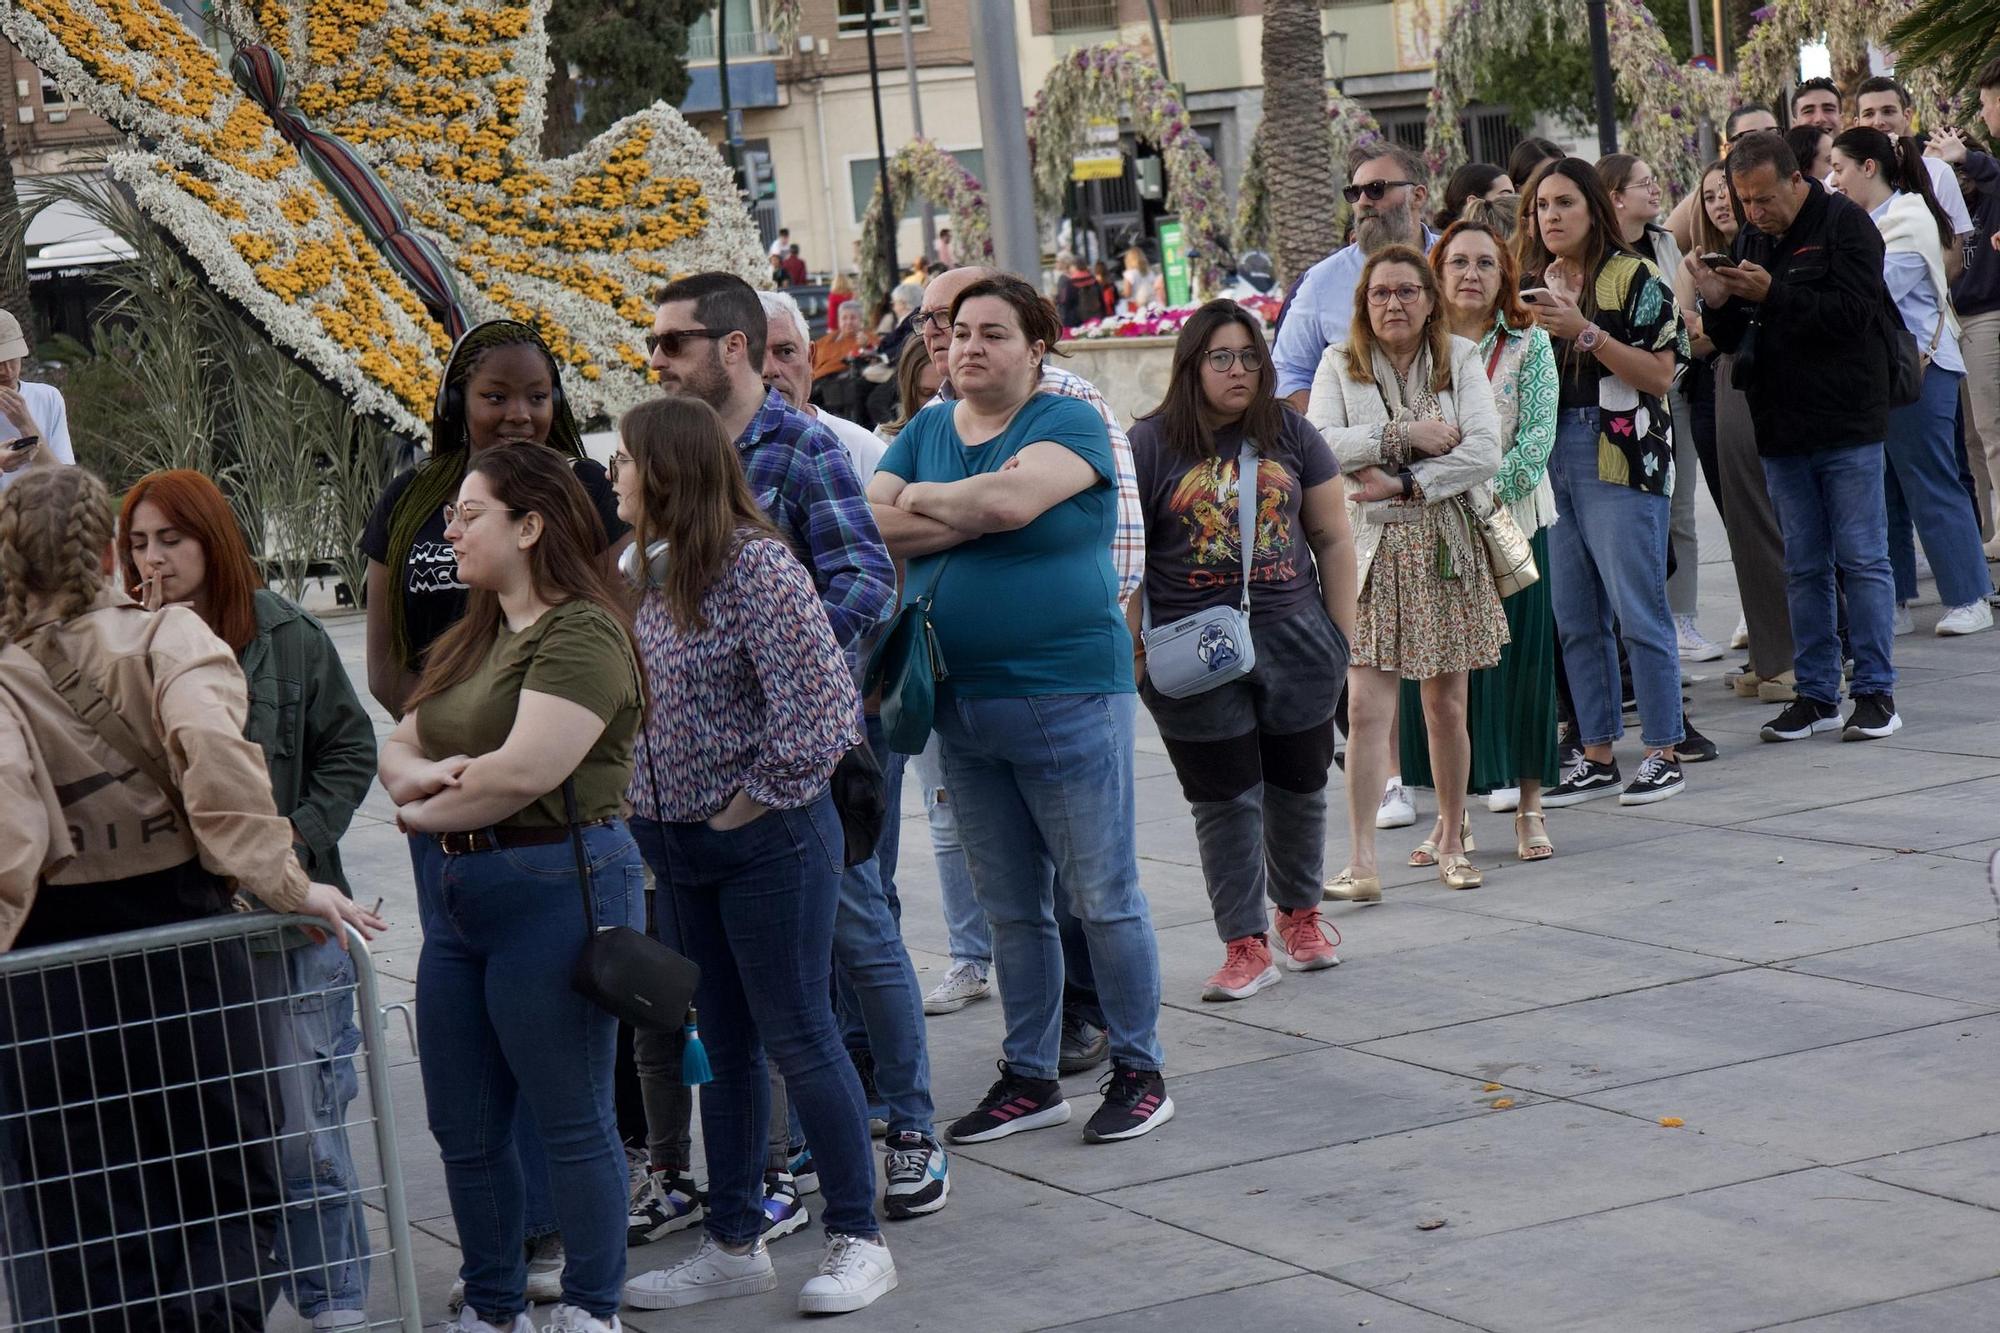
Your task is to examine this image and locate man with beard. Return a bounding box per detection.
[1273,143,1438,411]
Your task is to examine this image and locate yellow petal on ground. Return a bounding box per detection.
[1659,1116,1685,1128]
[1482,1083,1503,1092]
[1490,1098,1515,1109]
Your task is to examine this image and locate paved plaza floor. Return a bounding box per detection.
[308,504,2000,1333]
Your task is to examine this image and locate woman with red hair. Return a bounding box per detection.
[118,468,380,1329]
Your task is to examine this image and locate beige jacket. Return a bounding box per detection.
[0,587,310,949]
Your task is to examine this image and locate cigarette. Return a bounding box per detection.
[371,897,384,915]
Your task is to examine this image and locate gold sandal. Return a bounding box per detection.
[1408,813,1474,868]
[1516,812,1554,861]
[1324,869,1383,903]
[1438,853,1483,890]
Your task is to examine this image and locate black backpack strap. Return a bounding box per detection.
[24,625,186,820]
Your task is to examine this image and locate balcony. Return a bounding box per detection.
[1049,0,1119,34]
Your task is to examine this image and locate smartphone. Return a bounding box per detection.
[5,436,35,453]
[1520,287,1551,305]
[1699,253,1738,269]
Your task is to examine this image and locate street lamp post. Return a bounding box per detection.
[969,0,1039,281]
[1586,0,1619,156]
[863,3,898,288]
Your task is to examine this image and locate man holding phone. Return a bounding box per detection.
[0,311,73,492]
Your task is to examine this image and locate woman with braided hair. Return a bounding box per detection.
[363,318,631,718]
[0,465,382,1329]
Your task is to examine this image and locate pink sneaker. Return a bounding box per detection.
[1275,907,1341,972]
[1201,936,1281,1001]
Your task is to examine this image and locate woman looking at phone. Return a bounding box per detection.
[1516,158,1688,809]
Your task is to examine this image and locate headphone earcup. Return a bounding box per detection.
[618,539,671,588]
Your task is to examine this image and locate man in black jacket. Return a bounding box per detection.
[1688,131,1902,744]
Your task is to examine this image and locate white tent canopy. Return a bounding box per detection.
[21,181,135,272]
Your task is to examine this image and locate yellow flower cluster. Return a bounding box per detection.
[278,188,319,226]
[24,0,228,114]
[171,169,246,221]
[304,0,389,67]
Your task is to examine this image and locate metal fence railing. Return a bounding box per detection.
[0,914,420,1331]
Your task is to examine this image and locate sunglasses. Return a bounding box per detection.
[644,328,729,357]
[1343,180,1417,203]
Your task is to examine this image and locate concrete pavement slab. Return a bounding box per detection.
[1778,920,2000,1007]
[1842,1133,2000,1212]
[1047,1274,1486,1332]
[1760,1278,2000,1331]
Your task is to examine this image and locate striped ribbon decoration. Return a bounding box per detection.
[230,43,469,342]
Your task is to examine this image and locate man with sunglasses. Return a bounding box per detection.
[1272,143,1438,412]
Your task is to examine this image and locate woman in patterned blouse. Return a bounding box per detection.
[1399,220,1562,861]
[611,395,899,1317]
[1516,158,1687,810]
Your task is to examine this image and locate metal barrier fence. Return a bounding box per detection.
[0,914,421,1331]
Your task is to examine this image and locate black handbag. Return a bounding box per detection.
[863,554,952,756]
[829,742,886,867]
[564,780,700,1031]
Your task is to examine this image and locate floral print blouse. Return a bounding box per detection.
[1548,252,1685,498]
[1478,318,1559,536]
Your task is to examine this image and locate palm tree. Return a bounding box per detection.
[1259,0,1341,285]
[0,126,36,343]
[1890,0,2000,106]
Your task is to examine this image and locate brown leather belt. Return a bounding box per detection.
[435,819,611,857]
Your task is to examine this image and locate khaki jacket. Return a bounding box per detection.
[0,587,309,949]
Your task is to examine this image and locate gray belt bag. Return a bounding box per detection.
[1140,441,1258,699]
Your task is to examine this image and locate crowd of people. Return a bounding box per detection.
[1,55,1999,1333]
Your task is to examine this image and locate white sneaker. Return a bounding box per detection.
[1729,615,1749,649]
[540,1306,619,1332]
[797,1233,898,1315]
[448,1309,532,1333]
[1675,614,1724,661]
[524,1234,564,1303]
[1915,550,1934,580]
[1375,779,1416,829]
[922,960,991,1015]
[1893,603,1915,637]
[311,1314,368,1330]
[1937,600,1994,636]
[1485,786,1520,814]
[624,1236,777,1310]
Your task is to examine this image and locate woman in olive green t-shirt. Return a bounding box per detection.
[377,445,644,1327]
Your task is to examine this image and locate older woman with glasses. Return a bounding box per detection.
[1126,300,1356,1001]
[1397,222,1561,860]
[1309,245,1506,899]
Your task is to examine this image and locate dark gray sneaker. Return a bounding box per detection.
[1842,693,1902,741]
[1057,1013,1109,1075]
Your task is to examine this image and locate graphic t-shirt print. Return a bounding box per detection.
[1166,456,1298,594]
[406,524,466,596]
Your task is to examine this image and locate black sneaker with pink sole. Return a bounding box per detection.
[945,1061,1071,1144]
[1083,1065,1175,1143]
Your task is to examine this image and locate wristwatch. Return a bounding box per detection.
[1575,323,1606,353]
[1397,469,1416,501]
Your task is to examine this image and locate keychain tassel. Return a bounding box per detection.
[680,1007,712,1087]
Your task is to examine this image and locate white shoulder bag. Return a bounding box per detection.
[1140,441,1259,698]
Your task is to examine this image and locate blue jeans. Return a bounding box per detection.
[631,795,880,1245]
[829,719,935,1139]
[1763,443,1898,703]
[265,936,370,1319]
[1886,365,1992,607]
[910,733,988,965]
[934,692,1163,1082]
[1547,409,1684,749]
[412,824,641,1322]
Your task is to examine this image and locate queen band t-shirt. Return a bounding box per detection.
[361,456,628,671]
[1129,407,1339,630]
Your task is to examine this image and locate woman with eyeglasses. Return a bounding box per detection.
[1309,246,1506,899]
[1124,300,1355,1001]
[1397,222,1561,861]
[378,444,646,1333]
[1601,154,1715,665]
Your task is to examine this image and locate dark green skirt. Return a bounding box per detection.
[1399,526,1560,793]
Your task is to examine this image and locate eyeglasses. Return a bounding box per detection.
[608,450,633,481]
[1618,175,1661,194]
[1365,284,1426,307]
[645,328,730,357]
[916,309,953,332]
[1202,348,1263,373]
[1343,180,1417,203]
[442,502,522,526]
[1441,256,1501,274]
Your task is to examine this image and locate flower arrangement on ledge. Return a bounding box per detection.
[1063,293,1280,342]
[857,137,995,312]
[1,0,764,436]
[1028,42,1232,298]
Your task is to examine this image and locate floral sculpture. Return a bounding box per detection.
[1739,1,1949,120]
[0,0,765,435]
[1028,42,1232,296]
[857,137,994,311]
[1423,0,1732,196]
[1235,95,1384,255]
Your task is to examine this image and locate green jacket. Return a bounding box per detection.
[239,589,376,895]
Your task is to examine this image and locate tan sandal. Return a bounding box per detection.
[1515,812,1554,862]
[1438,853,1483,890]
[1408,813,1474,868]
[1324,869,1383,903]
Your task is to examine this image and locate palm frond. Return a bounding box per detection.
[1890,0,2000,97]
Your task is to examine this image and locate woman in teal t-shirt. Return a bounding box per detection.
[869,273,1174,1149]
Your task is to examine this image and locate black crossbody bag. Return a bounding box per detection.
[563,779,699,1031]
